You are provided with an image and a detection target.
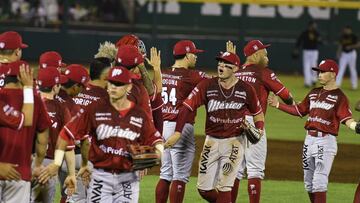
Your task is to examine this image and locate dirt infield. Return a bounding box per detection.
[149,136,360,183]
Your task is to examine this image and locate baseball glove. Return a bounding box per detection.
[128,145,160,171]
[242,119,263,144]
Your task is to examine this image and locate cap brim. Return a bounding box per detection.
[312,67,321,72]
[21,43,28,48]
[193,49,204,53]
[263,44,271,48]
[60,75,68,84]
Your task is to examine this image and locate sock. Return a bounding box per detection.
[216,191,231,203]
[198,189,218,203]
[308,192,315,203]
[155,179,171,203]
[170,180,186,203]
[314,192,326,203]
[231,178,240,202]
[60,196,67,203]
[248,178,261,203]
[354,182,360,203]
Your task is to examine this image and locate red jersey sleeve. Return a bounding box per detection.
[262,69,290,99]
[151,93,164,111]
[191,70,211,85]
[295,92,311,117]
[245,84,262,115]
[0,101,24,130]
[60,108,92,147]
[138,113,163,146]
[336,95,352,123]
[183,79,210,111]
[35,96,52,132]
[62,106,71,125]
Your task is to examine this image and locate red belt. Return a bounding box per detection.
[307,130,328,137]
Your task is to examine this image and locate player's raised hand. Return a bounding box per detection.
[164,132,181,148]
[226,41,236,54]
[145,47,161,71]
[64,175,77,196]
[0,162,20,181]
[77,165,91,187]
[38,163,60,184]
[19,64,33,87]
[268,94,279,108]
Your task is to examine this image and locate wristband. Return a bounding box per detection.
[255,121,264,130]
[23,87,34,104]
[350,121,357,131]
[54,149,65,166]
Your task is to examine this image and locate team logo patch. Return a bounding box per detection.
[253,45,258,50]
[185,46,190,52]
[0,42,5,49]
[222,162,233,176]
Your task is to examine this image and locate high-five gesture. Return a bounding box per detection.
[226,40,237,54]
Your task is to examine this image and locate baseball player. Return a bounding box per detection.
[57,64,90,203]
[47,66,164,203]
[116,35,164,133]
[294,21,322,88]
[0,60,51,203]
[156,40,210,203]
[268,59,360,203]
[229,40,295,203]
[336,26,360,90]
[0,31,28,87]
[31,67,70,203]
[115,44,161,121]
[165,51,265,203]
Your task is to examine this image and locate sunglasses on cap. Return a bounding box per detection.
[108,80,127,87]
[218,60,236,70]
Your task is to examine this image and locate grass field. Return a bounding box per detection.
[194,75,360,144]
[54,175,358,202]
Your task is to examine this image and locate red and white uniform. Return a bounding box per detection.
[128,79,153,121]
[60,100,162,171]
[43,98,71,159]
[162,68,209,123]
[180,77,262,192]
[279,87,351,193]
[294,87,352,134]
[0,89,51,181]
[183,78,262,138]
[56,89,80,117]
[72,84,109,109]
[235,64,292,181]
[0,100,24,130]
[236,64,290,114]
[160,68,209,183]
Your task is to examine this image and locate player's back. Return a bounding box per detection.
[236,65,286,114]
[162,67,208,123]
[0,88,51,181]
[43,98,71,159]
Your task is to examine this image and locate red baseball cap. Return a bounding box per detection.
[173,40,204,56]
[37,68,68,88]
[0,31,28,49]
[312,59,339,75]
[64,64,89,85]
[243,40,270,57]
[216,52,241,66]
[116,45,144,68]
[115,34,139,48]
[6,60,30,76]
[107,66,135,84]
[39,51,66,69]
